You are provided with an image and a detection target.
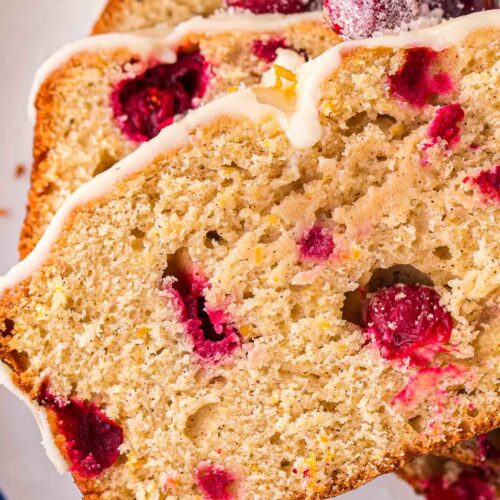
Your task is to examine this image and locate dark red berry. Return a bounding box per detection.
[111,52,210,143]
[195,463,237,500]
[226,0,313,13]
[165,271,241,363]
[252,37,290,63]
[424,0,499,19]
[425,471,496,500]
[299,225,334,261]
[363,284,453,365]
[389,48,453,108]
[39,385,123,478]
[324,0,420,39]
[477,433,500,462]
[466,165,500,203]
[427,103,465,149]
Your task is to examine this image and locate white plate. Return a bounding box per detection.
[0,2,420,498]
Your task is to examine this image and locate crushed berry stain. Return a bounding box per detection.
[465,165,500,203]
[252,37,289,63]
[363,284,453,366]
[391,364,467,410]
[389,48,453,108]
[111,52,210,143]
[427,103,465,149]
[425,470,496,500]
[38,384,123,478]
[195,463,237,500]
[299,225,335,262]
[225,0,313,14]
[166,271,241,363]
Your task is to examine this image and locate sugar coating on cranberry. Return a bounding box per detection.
[389,48,453,108]
[111,52,210,143]
[39,386,123,478]
[299,225,334,261]
[252,37,290,63]
[225,0,313,13]
[425,471,496,500]
[467,165,500,203]
[166,271,241,363]
[363,284,453,365]
[427,0,499,19]
[427,104,465,149]
[195,463,237,500]
[324,0,420,39]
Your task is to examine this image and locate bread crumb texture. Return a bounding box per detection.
[21,21,339,257]
[1,27,499,500]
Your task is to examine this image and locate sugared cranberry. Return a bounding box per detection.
[111,52,210,143]
[363,284,453,365]
[427,104,465,149]
[389,48,453,108]
[324,0,420,39]
[195,463,237,500]
[299,225,335,262]
[252,37,290,63]
[425,471,496,500]
[466,165,500,203]
[39,386,123,478]
[226,0,313,13]
[166,271,241,363]
[478,433,500,462]
[425,0,499,19]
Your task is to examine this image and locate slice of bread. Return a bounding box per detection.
[93,0,223,34]
[21,12,340,259]
[400,449,499,498]
[1,11,499,499]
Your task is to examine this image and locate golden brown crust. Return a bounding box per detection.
[92,0,222,34]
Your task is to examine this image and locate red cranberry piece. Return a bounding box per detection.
[299,225,334,262]
[226,0,313,13]
[252,37,290,63]
[424,0,498,19]
[195,463,237,500]
[425,471,496,500]
[39,386,123,478]
[111,52,210,143]
[166,272,241,363]
[427,104,465,149]
[324,0,420,39]
[467,165,500,203]
[478,433,500,462]
[363,284,453,365]
[389,48,453,108]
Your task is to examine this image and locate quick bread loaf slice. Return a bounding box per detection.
[1,11,499,499]
[399,448,500,499]
[21,12,340,258]
[92,0,223,34]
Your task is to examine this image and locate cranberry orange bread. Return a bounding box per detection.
[1,11,499,499]
[92,0,321,34]
[400,451,500,499]
[21,12,340,258]
[93,0,222,34]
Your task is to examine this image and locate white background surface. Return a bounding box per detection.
[0,2,420,499]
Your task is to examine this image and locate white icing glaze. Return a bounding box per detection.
[28,11,323,122]
[289,9,500,148]
[0,363,67,473]
[3,9,500,475]
[260,48,306,87]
